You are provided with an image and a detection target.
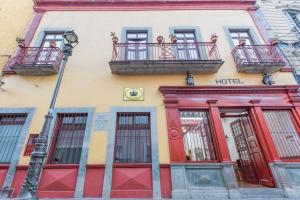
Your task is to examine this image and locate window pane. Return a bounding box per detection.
[0,114,27,163]
[115,113,151,163]
[49,113,87,164]
[263,110,300,158]
[180,111,216,161]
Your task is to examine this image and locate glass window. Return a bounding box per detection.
[48,113,87,164]
[263,110,300,159]
[0,114,27,163]
[229,30,254,46]
[42,33,64,49]
[180,110,216,161]
[174,31,199,60]
[114,112,151,163]
[126,31,148,60]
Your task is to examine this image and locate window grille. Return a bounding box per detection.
[48,113,87,164]
[114,112,151,163]
[0,114,27,163]
[263,110,300,159]
[180,111,216,161]
[24,134,39,156]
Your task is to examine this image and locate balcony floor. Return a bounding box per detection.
[109,60,224,75]
[237,61,286,74]
[10,64,59,76]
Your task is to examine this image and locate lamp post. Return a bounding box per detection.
[19,31,78,199]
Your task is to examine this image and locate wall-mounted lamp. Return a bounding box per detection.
[262,71,275,85]
[186,71,194,86]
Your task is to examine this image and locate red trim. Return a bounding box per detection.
[15,165,29,170]
[43,164,79,169]
[34,0,256,11]
[113,163,152,168]
[0,164,10,169]
[86,164,105,169]
[3,11,45,74]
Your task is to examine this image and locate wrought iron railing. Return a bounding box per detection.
[13,47,63,68]
[232,45,285,67]
[111,42,221,62]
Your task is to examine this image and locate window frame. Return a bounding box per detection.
[113,112,152,164]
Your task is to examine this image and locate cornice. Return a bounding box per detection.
[159,85,300,95]
[34,0,256,11]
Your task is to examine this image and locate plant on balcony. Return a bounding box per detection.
[210,34,218,43]
[169,34,177,43]
[238,38,246,46]
[111,32,119,44]
[50,41,57,47]
[157,35,164,43]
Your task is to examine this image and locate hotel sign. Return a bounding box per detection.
[215,78,244,84]
[123,88,144,101]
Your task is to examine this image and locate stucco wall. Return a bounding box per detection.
[0,10,297,165]
[0,0,34,71]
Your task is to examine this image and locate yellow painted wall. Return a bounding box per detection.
[0,10,296,165]
[0,0,34,71]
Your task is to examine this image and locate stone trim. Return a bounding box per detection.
[45,107,95,198]
[0,108,35,190]
[102,107,161,199]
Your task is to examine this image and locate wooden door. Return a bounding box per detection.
[231,119,259,184]
[240,115,275,187]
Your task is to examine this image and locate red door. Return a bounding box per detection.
[231,115,275,187]
[240,115,274,187]
[231,119,258,184]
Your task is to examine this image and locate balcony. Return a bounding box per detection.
[10,47,63,76]
[109,42,224,75]
[232,45,286,73]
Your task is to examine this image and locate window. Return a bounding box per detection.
[48,113,87,164]
[0,114,27,163]
[174,31,199,60]
[126,31,148,60]
[284,10,300,37]
[41,33,64,49]
[24,134,39,156]
[179,111,216,161]
[114,112,151,163]
[263,110,300,159]
[229,30,254,46]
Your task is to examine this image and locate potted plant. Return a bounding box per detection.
[269,38,278,46]
[111,32,119,44]
[210,33,218,43]
[157,35,164,43]
[239,38,246,46]
[50,40,57,47]
[16,37,25,48]
[169,34,177,43]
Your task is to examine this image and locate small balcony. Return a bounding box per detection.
[109,41,224,75]
[10,47,63,76]
[232,45,286,73]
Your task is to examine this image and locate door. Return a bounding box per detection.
[174,31,200,60]
[231,119,259,184]
[126,32,148,61]
[231,115,275,187]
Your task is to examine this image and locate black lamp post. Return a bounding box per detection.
[19,31,78,199]
[262,71,275,85]
[186,71,195,86]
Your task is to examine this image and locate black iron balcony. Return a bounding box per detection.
[10,47,63,76]
[232,45,286,73]
[109,41,224,75]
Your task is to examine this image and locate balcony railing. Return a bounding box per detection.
[109,42,224,75]
[10,47,63,76]
[232,45,286,73]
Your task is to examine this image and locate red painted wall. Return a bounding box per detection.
[83,164,104,197]
[37,165,78,198]
[111,164,153,198]
[0,165,9,188]
[160,165,172,198]
[10,166,28,197]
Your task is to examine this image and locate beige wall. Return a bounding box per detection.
[0,0,34,71]
[0,10,297,165]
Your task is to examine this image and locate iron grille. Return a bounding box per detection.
[180,111,216,161]
[48,113,87,164]
[114,112,151,163]
[23,134,39,156]
[0,113,27,163]
[263,110,300,159]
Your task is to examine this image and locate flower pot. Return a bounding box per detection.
[171,35,177,44]
[270,38,278,46]
[210,34,218,43]
[239,39,246,46]
[157,35,164,43]
[112,36,119,45]
[50,41,57,48]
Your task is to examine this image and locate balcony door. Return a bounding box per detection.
[36,33,63,64]
[126,32,148,60]
[229,30,260,63]
[174,31,199,60]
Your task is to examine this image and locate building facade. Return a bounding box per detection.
[0,0,300,199]
[256,0,300,83]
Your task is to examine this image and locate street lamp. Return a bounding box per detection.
[19,30,78,199]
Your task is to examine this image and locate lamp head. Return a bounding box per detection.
[63,31,78,47]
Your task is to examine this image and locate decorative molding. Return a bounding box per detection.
[34,0,256,11]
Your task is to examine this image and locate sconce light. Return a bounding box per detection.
[186,71,195,86]
[262,71,275,85]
